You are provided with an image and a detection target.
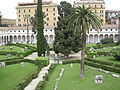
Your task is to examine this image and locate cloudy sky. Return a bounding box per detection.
[0,0,120,19]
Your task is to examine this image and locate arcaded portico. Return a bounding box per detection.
[0,25,119,45]
[0,26,55,45]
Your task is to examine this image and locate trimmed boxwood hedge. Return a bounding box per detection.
[35,57,49,69]
[85,58,114,66]
[35,65,56,90]
[62,59,80,64]
[62,59,120,73]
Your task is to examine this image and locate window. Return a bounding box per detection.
[47,23,49,26]
[18,19,20,22]
[53,8,55,11]
[18,24,21,26]
[54,23,56,26]
[53,17,56,20]
[24,10,25,13]
[29,9,31,12]
[19,15,20,17]
[46,13,48,16]
[116,29,118,31]
[35,9,37,12]
[24,19,26,22]
[19,10,20,13]
[95,5,97,8]
[45,30,47,32]
[18,31,20,32]
[50,30,52,31]
[53,13,55,16]
[47,18,49,21]
[101,5,103,8]
[111,29,112,31]
[105,29,107,31]
[46,8,48,11]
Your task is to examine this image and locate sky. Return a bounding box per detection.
[0,0,120,19]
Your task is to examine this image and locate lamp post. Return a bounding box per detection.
[24,14,30,44]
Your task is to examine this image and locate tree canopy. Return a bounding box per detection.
[54,1,82,57]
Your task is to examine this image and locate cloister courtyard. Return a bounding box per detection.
[0,43,120,90]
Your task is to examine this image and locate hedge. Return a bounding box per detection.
[62,59,120,73]
[85,61,120,73]
[13,57,50,90]
[4,59,35,65]
[62,59,80,64]
[85,58,114,66]
[35,65,56,90]
[35,57,49,69]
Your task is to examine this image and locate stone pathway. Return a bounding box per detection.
[24,64,51,90]
[24,52,38,60]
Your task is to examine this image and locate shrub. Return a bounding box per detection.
[35,65,56,90]
[14,69,39,90]
[35,57,49,68]
[116,39,120,45]
[111,49,120,61]
[85,61,120,73]
[62,59,80,64]
[100,37,114,44]
[85,58,114,66]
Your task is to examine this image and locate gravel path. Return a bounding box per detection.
[24,64,51,90]
[24,52,38,60]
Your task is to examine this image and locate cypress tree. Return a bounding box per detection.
[36,0,46,56]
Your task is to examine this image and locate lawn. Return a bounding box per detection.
[86,43,96,47]
[0,55,17,60]
[95,56,120,64]
[95,46,120,52]
[0,45,24,53]
[0,63,37,90]
[43,64,120,90]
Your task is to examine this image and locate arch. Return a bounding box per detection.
[115,34,118,42]
[18,35,21,42]
[10,36,13,42]
[4,36,7,43]
[94,34,98,43]
[7,36,8,42]
[27,35,30,43]
[14,36,17,42]
[49,35,53,44]
[104,34,108,38]
[31,35,34,43]
[22,35,25,42]
[45,35,48,43]
[99,34,103,41]
[89,34,93,43]
[2,36,3,43]
[110,34,113,39]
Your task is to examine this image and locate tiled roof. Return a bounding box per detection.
[0,26,56,30]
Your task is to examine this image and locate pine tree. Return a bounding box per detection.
[54,1,82,57]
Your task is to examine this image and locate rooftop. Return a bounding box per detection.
[0,25,119,31]
[18,1,57,6]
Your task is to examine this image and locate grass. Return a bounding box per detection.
[95,56,120,64]
[96,46,120,52]
[0,55,17,60]
[0,63,37,90]
[43,64,120,90]
[0,45,24,53]
[86,43,96,47]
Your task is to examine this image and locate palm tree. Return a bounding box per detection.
[68,6,102,79]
